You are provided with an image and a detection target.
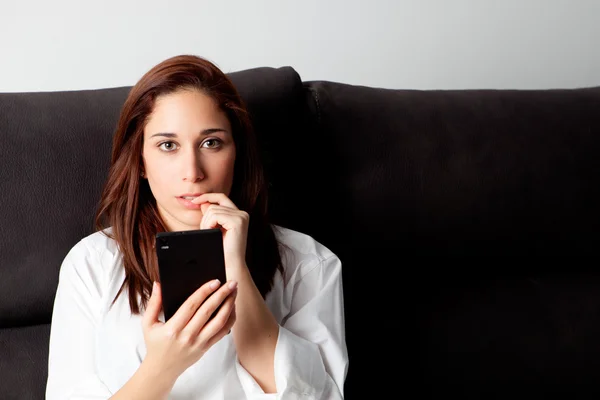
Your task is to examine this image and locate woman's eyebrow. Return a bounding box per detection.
[149,128,229,139]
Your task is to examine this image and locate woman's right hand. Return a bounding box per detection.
[141,279,238,382]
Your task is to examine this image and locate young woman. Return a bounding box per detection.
[45,54,348,399]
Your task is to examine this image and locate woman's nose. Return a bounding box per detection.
[182,151,205,182]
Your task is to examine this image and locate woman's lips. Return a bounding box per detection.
[176,196,202,209]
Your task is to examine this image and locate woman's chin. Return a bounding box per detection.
[156,205,203,232]
[182,219,203,231]
[170,214,203,232]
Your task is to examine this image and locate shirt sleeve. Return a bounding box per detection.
[45,241,113,400]
[236,254,349,399]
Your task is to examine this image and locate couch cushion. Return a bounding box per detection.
[0,324,51,400]
[421,275,600,398]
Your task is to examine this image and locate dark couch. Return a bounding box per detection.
[2,65,600,399]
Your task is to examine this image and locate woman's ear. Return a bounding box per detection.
[140,158,146,178]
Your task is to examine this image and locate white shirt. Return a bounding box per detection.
[46,225,348,399]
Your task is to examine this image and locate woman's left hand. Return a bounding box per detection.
[191,193,249,269]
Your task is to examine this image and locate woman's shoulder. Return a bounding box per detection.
[272,225,335,260]
[271,225,341,280]
[60,227,122,281]
[67,227,120,259]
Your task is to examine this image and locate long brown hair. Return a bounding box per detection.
[95,54,283,314]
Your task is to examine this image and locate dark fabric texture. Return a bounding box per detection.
[0,86,128,329]
[420,276,600,399]
[304,82,600,257]
[2,65,600,398]
[300,81,600,398]
[0,324,50,400]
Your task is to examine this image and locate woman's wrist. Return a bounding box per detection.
[136,358,178,397]
[225,259,251,280]
[110,358,176,400]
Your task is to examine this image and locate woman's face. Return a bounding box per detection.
[142,89,236,232]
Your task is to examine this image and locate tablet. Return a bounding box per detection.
[155,228,227,321]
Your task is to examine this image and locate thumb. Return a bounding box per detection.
[200,203,210,215]
[142,281,162,330]
[200,203,217,230]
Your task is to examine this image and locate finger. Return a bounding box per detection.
[204,307,237,349]
[200,204,235,219]
[142,281,162,330]
[185,281,238,337]
[200,208,231,230]
[199,203,217,229]
[200,203,211,215]
[166,279,222,332]
[200,208,221,230]
[225,306,236,334]
[191,193,237,209]
[201,209,247,232]
[199,295,237,348]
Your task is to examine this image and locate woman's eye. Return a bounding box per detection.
[158,141,178,152]
[202,139,221,149]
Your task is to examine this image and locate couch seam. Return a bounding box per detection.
[307,86,322,127]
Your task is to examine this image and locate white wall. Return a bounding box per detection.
[1,0,599,92]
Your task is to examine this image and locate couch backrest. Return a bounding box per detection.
[0,86,127,328]
[303,81,600,257]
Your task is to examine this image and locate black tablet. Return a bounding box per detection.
[155,228,227,321]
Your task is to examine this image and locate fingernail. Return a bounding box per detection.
[228,281,238,290]
[210,279,221,289]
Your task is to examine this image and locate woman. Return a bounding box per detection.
[45,54,348,399]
